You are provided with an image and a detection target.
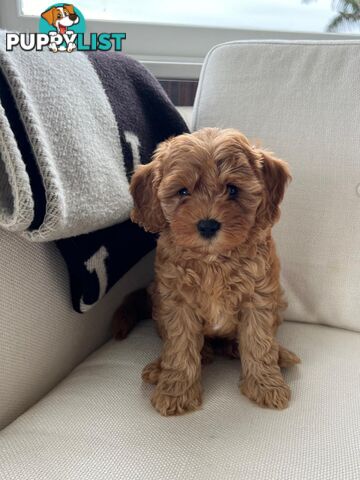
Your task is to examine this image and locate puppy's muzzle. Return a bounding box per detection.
[197,219,221,239]
[69,14,78,21]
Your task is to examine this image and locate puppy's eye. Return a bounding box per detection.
[178,188,190,197]
[227,184,239,198]
[57,13,62,18]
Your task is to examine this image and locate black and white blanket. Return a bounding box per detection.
[0,30,188,312]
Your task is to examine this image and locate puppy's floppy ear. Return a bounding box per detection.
[130,148,166,233]
[64,4,75,15]
[41,7,56,25]
[257,149,291,224]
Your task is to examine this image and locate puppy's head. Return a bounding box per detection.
[41,4,78,29]
[130,128,290,252]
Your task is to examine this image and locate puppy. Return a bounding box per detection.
[115,128,300,416]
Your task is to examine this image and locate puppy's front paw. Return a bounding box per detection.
[48,43,58,53]
[151,382,202,416]
[67,42,76,52]
[241,376,291,409]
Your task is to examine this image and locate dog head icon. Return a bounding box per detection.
[41,4,79,35]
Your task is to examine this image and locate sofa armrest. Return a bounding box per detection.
[0,228,154,429]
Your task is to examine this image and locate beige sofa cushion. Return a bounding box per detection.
[1,320,360,479]
[0,227,154,429]
[192,41,360,332]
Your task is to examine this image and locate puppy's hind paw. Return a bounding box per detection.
[142,358,162,385]
[201,341,215,365]
[278,345,301,368]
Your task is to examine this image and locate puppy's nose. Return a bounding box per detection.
[69,13,77,21]
[197,219,221,239]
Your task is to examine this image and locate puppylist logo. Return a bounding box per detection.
[6,3,126,53]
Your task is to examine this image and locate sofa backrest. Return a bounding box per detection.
[193,40,360,332]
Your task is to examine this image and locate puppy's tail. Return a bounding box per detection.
[112,288,152,340]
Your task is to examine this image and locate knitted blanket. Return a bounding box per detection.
[0,30,188,311]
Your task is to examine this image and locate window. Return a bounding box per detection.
[1,0,358,80]
[21,0,347,34]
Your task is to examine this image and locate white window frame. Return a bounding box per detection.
[1,0,360,79]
